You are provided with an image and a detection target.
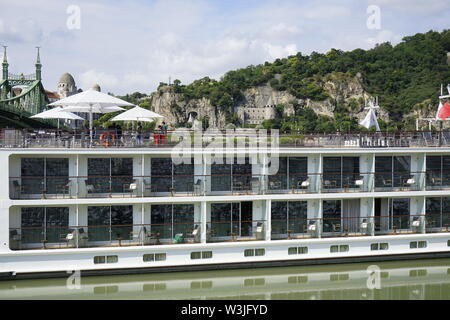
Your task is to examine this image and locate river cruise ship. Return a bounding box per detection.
[1,129,450,279]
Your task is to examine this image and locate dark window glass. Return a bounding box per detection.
[21,207,68,243]
[45,158,69,194]
[271,201,287,235]
[151,204,172,239]
[289,201,307,233]
[289,157,308,189]
[151,158,172,193]
[211,203,231,237]
[375,156,392,188]
[426,197,441,228]
[442,197,450,227]
[88,206,110,241]
[88,158,110,193]
[211,162,231,192]
[323,200,341,233]
[442,156,450,186]
[173,204,195,236]
[21,158,44,194]
[233,157,252,191]
[45,207,69,242]
[323,157,341,189]
[342,157,360,188]
[393,156,411,187]
[426,156,442,187]
[111,205,132,240]
[269,157,287,190]
[174,163,194,192]
[21,207,44,243]
[391,198,410,230]
[111,158,133,193]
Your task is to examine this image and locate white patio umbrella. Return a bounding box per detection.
[110,106,163,122]
[48,89,134,141]
[30,106,84,129]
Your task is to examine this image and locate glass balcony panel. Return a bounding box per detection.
[151,204,172,239]
[111,205,133,240]
[173,163,194,193]
[173,204,195,236]
[21,207,44,243]
[45,207,69,243]
[271,201,287,236]
[88,206,110,242]
[323,200,341,233]
[211,163,231,192]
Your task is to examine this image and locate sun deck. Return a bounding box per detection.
[2,129,450,149]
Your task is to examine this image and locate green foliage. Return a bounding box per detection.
[109,30,450,132]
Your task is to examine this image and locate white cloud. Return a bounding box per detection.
[366,29,402,47]
[370,0,450,15]
[80,70,119,90]
[0,0,448,95]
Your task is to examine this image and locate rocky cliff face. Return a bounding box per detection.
[148,73,389,128]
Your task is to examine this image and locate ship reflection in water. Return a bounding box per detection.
[1,258,450,300]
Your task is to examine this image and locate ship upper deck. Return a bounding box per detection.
[1,128,450,150]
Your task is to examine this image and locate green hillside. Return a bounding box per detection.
[160,29,450,131]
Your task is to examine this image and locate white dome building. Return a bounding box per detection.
[57,72,77,98]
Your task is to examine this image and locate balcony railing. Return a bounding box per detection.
[9,214,438,251]
[10,170,445,199]
[3,129,450,149]
[9,221,203,250]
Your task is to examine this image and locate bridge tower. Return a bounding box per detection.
[0,47,50,124]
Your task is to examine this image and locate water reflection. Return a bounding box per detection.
[1,259,450,300]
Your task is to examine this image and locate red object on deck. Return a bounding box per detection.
[437,101,450,120]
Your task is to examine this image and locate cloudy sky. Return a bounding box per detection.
[0,0,449,95]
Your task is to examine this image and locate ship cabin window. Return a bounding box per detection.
[288,246,308,255]
[426,155,450,189]
[151,204,195,240]
[87,158,133,194]
[370,243,389,251]
[211,157,252,192]
[425,197,450,229]
[19,158,69,196]
[323,156,360,191]
[88,205,133,242]
[20,207,69,244]
[244,248,265,257]
[375,156,411,189]
[210,202,252,239]
[150,158,194,193]
[268,157,308,191]
[410,241,427,249]
[94,255,118,264]
[375,198,410,232]
[323,200,342,233]
[190,251,213,260]
[330,245,349,253]
[143,253,167,262]
[271,201,307,237]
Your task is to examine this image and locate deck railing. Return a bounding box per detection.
[9,170,442,200]
[9,214,442,251]
[2,129,450,149]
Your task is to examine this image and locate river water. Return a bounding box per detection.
[0,258,449,300]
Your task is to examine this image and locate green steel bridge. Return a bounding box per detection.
[0,47,54,128]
